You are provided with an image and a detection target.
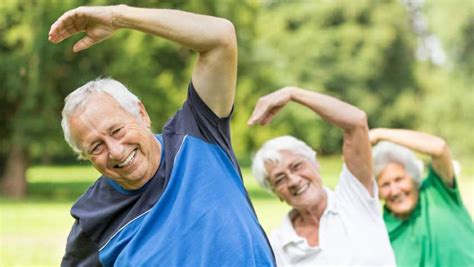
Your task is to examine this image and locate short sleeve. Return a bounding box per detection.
[61,221,100,267]
[334,164,381,219]
[164,82,238,169]
[423,165,462,206]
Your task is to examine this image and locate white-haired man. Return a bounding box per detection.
[371,128,474,267]
[50,5,275,266]
[249,86,395,266]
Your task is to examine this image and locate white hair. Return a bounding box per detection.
[372,141,423,186]
[61,78,141,159]
[251,135,317,192]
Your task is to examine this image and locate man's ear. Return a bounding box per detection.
[271,189,284,202]
[138,102,152,128]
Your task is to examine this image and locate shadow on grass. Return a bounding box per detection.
[27,181,95,203]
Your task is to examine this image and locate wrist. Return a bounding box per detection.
[111,4,130,29]
[285,86,298,102]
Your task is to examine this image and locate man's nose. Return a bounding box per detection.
[287,173,301,187]
[108,139,125,160]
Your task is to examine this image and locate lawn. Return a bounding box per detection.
[1,156,472,266]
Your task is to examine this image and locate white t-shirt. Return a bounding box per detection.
[269,165,396,267]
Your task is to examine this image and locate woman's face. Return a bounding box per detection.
[377,162,419,219]
[265,150,325,210]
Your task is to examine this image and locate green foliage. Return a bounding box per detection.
[242,0,419,154]
[1,0,472,181]
[0,0,259,167]
[417,0,474,159]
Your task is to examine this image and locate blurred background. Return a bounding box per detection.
[1,0,473,265]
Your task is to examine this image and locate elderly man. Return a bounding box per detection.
[371,128,474,267]
[49,5,274,266]
[249,86,395,266]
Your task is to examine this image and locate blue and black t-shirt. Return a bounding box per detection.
[61,83,275,267]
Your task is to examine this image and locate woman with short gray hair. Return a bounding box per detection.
[249,86,395,266]
[370,128,473,267]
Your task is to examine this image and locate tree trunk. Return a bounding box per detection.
[1,144,28,198]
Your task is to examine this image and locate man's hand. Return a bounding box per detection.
[247,87,293,126]
[49,6,118,52]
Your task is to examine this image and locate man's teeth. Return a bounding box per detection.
[118,150,137,168]
[294,183,309,196]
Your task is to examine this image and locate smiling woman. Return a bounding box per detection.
[377,161,420,219]
[249,86,395,266]
[371,128,474,267]
[264,148,325,211]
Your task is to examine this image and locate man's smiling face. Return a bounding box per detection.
[69,93,160,189]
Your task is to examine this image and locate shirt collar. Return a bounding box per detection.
[323,187,338,215]
[278,187,338,247]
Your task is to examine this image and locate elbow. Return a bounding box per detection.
[216,18,237,50]
[353,110,368,130]
[433,138,449,157]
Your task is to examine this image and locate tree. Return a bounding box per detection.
[0,0,259,197]
[241,0,419,154]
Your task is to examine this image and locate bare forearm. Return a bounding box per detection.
[289,87,373,193]
[289,87,367,130]
[112,5,235,53]
[371,128,454,185]
[371,129,448,157]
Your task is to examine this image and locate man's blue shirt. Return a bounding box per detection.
[61,83,275,267]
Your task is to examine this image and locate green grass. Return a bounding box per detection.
[1,156,472,266]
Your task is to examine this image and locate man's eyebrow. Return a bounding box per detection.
[86,140,100,151]
[107,123,120,132]
[273,171,285,178]
[290,159,303,167]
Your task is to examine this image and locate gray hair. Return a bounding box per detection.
[372,141,423,186]
[252,135,317,192]
[61,78,141,159]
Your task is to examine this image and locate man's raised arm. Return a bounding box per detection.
[49,5,237,117]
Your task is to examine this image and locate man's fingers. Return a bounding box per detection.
[247,115,259,126]
[73,36,95,52]
[247,106,267,126]
[49,9,85,43]
[49,26,79,43]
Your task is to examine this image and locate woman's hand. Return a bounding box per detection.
[247,87,294,126]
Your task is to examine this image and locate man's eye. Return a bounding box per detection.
[275,176,285,185]
[91,143,103,154]
[293,163,301,170]
[112,127,122,136]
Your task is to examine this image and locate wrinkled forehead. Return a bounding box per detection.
[377,161,410,181]
[264,149,317,172]
[68,94,129,144]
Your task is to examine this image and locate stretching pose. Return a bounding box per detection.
[250,87,395,266]
[50,5,274,266]
[371,128,474,267]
